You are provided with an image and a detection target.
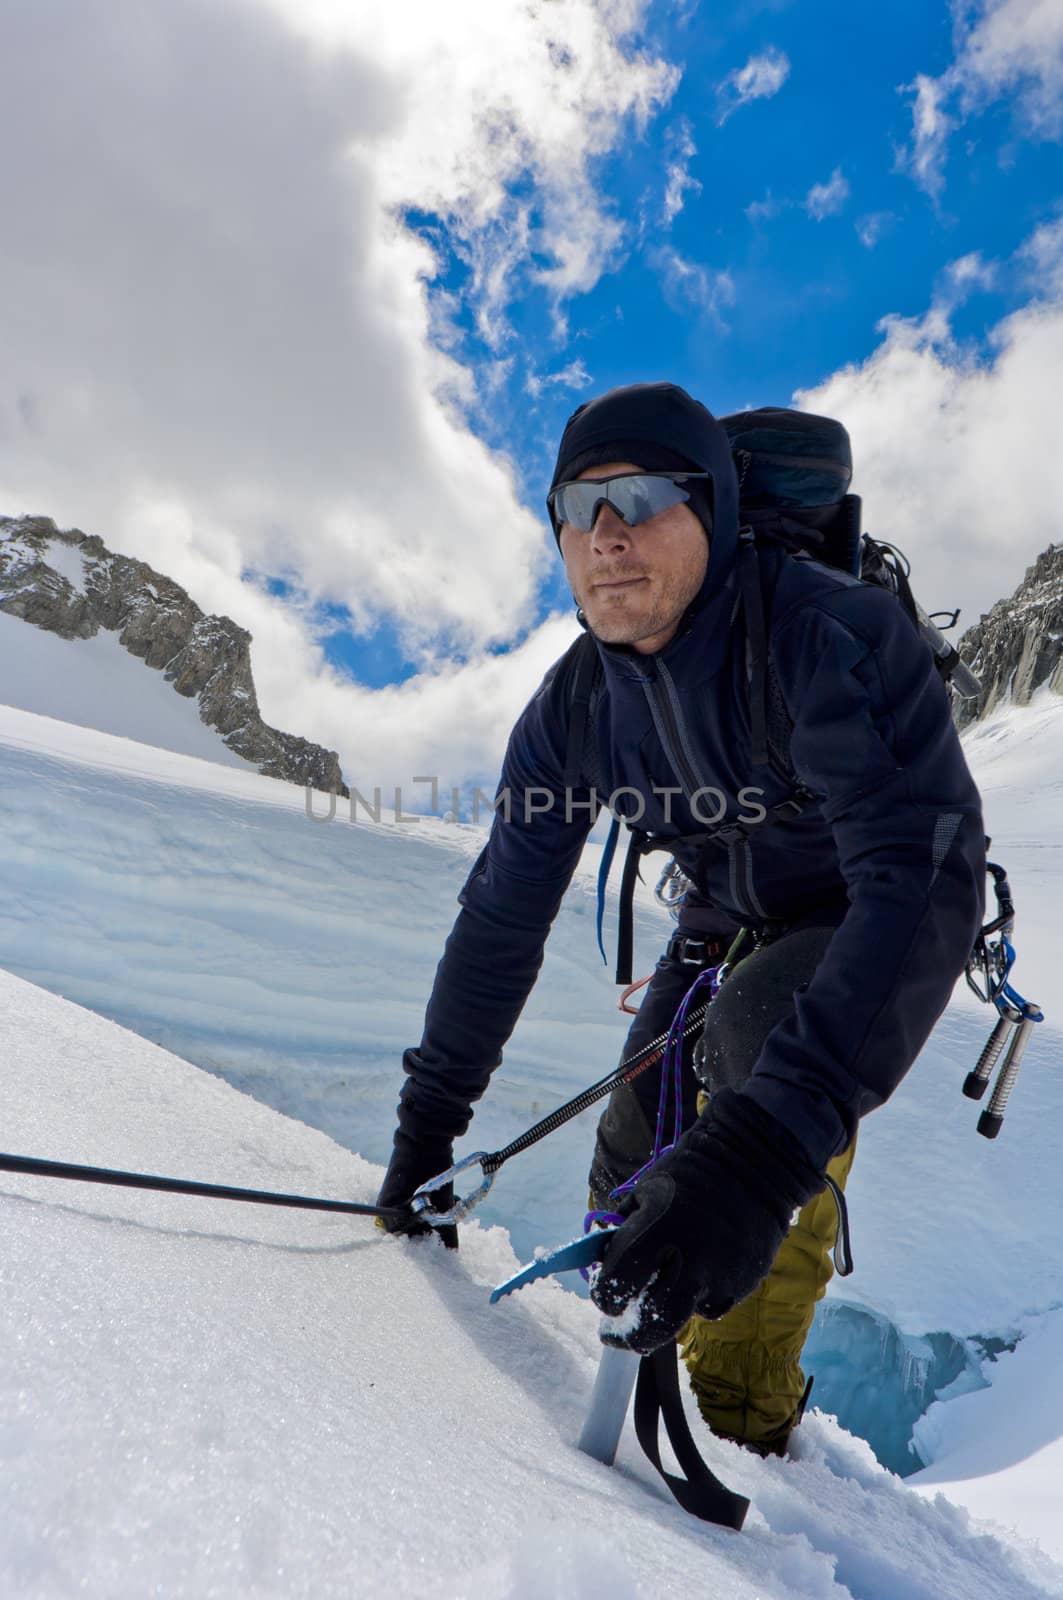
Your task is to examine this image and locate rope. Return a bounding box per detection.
[611,966,721,1199]
[0,1153,408,1221]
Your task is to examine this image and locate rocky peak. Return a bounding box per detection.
[955,545,1063,729]
[0,514,348,795]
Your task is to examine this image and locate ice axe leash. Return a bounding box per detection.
[407,979,724,1228]
[963,859,1045,1138]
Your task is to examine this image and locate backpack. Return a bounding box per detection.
[722,407,979,708]
[560,406,982,982]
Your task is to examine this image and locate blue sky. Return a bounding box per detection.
[2,0,1061,788]
[319,0,1063,688]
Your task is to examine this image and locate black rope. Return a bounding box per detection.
[0,1152,407,1221]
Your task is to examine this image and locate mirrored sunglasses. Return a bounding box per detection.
[548,472,711,535]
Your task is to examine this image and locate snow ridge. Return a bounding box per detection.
[0,514,346,792]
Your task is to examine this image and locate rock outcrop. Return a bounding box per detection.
[0,514,348,794]
[955,545,1063,729]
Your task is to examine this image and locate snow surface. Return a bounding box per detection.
[911,1308,1063,1552]
[35,537,86,590]
[3,967,1062,1599]
[2,677,1063,1587]
[1,696,1059,1326]
[0,700,658,1274]
[0,574,247,766]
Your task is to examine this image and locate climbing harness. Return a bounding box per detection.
[578,951,853,1280]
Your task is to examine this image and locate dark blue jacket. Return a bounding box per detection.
[397,430,986,1171]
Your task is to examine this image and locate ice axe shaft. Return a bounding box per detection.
[578,1344,640,1466]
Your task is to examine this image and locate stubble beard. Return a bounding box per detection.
[582,574,696,648]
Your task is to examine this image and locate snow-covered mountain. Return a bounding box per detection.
[1,687,1063,1593]
[0,515,346,791]
[957,543,1063,729]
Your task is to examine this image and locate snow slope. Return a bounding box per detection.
[3,967,1061,1600]
[2,689,1063,1582]
[0,607,248,767]
[0,700,652,1272]
[1,695,1059,1322]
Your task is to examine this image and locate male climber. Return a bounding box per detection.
[378,382,984,1455]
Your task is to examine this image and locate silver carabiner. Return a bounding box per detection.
[654,858,690,919]
[408,1150,497,1227]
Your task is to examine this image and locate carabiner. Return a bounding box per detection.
[407,1150,497,1227]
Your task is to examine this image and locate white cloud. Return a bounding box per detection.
[524,360,592,400]
[746,190,789,223]
[749,171,851,227]
[256,0,679,314]
[1020,208,1063,298]
[794,213,1063,632]
[804,168,851,220]
[0,0,677,780]
[898,73,957,200]
[275,604,585,796]
[650,249,737,321]
[957,0,1063,132]
[899,0,1063,196]
[716,47,791,125]
[662,119,702,225]
[945,251,998,294]
[856,212,895,249]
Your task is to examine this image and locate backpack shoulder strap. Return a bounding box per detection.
[739,530,801,782]
[563,631,602,790]
[738,530,771,769]
[765,656,795,777]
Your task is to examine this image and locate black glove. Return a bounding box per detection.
[376,1129,459,1250]
[590,1087,824,1354]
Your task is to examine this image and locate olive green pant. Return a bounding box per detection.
[590,923,853,1452]
[679,1118,855,1451]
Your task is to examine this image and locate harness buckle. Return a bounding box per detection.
[665,933,725,968]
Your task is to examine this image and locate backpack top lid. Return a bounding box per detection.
[720,407,852,511]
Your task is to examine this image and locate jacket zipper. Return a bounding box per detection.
[643,664,707,801]
[639,664,765,920]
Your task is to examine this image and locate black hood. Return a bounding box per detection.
[548,381,741,639]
